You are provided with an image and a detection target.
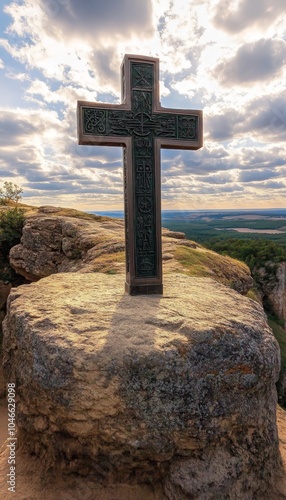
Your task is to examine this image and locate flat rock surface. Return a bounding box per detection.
[2,273,281,498]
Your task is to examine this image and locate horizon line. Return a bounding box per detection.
[91,208,286,212]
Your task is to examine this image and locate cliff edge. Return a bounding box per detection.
[8,206,253,295]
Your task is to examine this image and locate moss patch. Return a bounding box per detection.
[91,251,125,274]
[174,245,249,287]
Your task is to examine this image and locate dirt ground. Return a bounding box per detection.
[0,364,286,499]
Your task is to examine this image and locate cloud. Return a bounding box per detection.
[239,169,281,183]
[214,38,286,86]
[206,92,286,143]
[245,95,286,139]
[255,180,286,190]
[2,0,155,99]
[238,146,286,170]
[197,173,233,184]
[1,0,286,210]
[39,0,153,40]
[0,112,37,146]
[0,107,65,180]
[87,48,120,90]
[213,0,286,34]
[206,111,240,140]
[0,169,18,178]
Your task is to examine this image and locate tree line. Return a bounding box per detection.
[206,238,286,270]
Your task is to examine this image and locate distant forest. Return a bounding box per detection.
[161,211,286,270]
[204,239,286,270]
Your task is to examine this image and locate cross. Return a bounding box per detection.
[77,54,203,295]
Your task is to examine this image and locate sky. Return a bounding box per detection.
[0,0,286,211]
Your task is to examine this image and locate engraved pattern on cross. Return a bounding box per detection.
[77,54,203,295]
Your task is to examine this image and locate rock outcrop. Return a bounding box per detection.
[9,207,253,295]
[9,210,126,280]
[2,272,281,498]
[254,261,286,327]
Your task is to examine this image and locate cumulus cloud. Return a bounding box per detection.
[206,92,286,143]
[2,0,155,99]
[0,0,285,209]
[197,173,233,184]
[213,0,286,34]
[256,180,286,190]
[214,38,286,86]
[239,169,281,183]
[206,111,240,140]
[39,0,153,40]
[0,113,37,146]
[0,104,126,205]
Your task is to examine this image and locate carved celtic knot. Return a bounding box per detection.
[83,109,106,134]
[178,116,197,139]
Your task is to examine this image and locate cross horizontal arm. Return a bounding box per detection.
[78,101,202,150]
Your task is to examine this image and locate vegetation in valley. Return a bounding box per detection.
[203,239,286,270]
[162,212,286,270]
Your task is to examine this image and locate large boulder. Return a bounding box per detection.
[2,273,281,498]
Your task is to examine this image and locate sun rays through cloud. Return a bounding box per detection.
[0,0,285,210]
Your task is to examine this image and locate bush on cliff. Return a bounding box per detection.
[0,208,25,257]
[0,182,25,259]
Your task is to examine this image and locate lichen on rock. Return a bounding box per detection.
[2,272,282,498]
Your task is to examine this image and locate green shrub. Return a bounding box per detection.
[206,238,286,270]
[0,208,25,257]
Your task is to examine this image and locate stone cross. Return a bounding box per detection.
[77,54,203,295]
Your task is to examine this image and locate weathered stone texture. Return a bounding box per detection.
[0,280,12,310]
[2,273,281,498]
[255,261,286,326]
[9,214,126,280]
[9,211,253,297]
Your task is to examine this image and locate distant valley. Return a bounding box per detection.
[92,208,286,246]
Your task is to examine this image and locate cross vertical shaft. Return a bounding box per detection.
[77,54,203,295]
